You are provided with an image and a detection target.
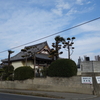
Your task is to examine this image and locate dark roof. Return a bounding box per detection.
[2,41,52,62]
[36,53,51,60]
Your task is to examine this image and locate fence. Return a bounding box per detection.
[0,76,94,94]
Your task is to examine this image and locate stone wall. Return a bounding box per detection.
[0,76,94,94]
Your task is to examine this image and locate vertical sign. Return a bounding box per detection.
[96,76,100,84]
[81,77,92,84]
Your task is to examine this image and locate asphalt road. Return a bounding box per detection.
[0,93,63,100]
[1,92,100,100]
[0,89,99,100]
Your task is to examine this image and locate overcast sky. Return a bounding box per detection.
[0,0,100,63]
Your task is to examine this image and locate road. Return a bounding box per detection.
[1,90,100,100]
[0,93,63,100]
[1,92,100,100]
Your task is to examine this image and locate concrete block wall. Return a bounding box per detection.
[0,76,94,94]
[80,61,100,73]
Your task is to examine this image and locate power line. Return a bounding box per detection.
[0,17,100,53]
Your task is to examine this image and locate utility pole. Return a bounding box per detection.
[33,53,36,77]
[91,61,99,95]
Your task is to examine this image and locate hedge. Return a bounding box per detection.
[48,59,77,77]
[14,66,34,80]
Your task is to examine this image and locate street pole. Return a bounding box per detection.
[91,61,98,95]
[25,55,27,66]
[92,61,95,94]
[34,53,36,77]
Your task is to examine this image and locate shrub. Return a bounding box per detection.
[3,65,14,73]
[14,66,34,80]
[2,65,14,80]
[0,69,4,77]
[48,59,77,77]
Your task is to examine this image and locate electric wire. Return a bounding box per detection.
[0,17,100,53]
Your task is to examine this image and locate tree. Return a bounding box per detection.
[63,37,75,59]
[48,49,57,61]
[50,36,65,60]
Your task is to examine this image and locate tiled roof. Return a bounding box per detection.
[36,53,51,60]
[2,41,51,62]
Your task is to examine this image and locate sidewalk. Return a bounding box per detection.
[0,89,97,100]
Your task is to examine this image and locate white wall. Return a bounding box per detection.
[12,61,23,69]
[12,60,34,69]
[27,61,34,68]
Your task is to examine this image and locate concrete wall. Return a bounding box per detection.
[0,76,94,94]
[93,61,100,72]
[80,61,100,73]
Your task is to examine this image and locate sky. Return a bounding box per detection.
[0,0,100,63]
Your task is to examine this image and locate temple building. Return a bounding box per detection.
[2,41,52,76]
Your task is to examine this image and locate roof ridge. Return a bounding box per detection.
[25,41,47,48]
[1,41,50,62]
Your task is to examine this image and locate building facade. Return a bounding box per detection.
[2,41,52,76]
[78,56,100,75]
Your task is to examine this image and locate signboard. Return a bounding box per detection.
[96,76,100,84]
[81,77,92,84]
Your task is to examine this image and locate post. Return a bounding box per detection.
[25,56,27,66]
[34,53,36,77]
[92,61,95,94]
[91,61,98,95]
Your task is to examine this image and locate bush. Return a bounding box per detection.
[14,66,34,80]
[2,65,14,80]
[0,69,4,77]
[7,74,14,81]
[3,65,14,73]
[48,59,77,77]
